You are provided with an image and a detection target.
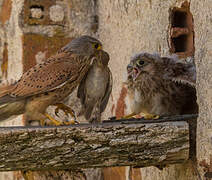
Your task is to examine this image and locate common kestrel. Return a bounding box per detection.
[0,36,107,125]
[125,53,198,119]
[77,50,112,123]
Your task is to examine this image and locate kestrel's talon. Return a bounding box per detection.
[54,103,79,125]
[45,113,78,126]
[117,112,159,120]
[45,113,62,126]
[118,112,137,120]
[54,103,76,118]
[143,113,159,120]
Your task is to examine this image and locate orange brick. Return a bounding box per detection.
[22,34,72,72]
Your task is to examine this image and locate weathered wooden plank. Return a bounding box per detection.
[0,115,194,171]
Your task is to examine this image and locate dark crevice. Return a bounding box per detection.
[172,10,187,27]
[172,35,188,52]
[30,5,44,11]
[169,2,194,58]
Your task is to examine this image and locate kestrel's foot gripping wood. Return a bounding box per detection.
[143,113,159,120]
[44,113,63,126]
[118,112,136,119]
[54,103,78,125]
[118,112,159,120]
[44,113,77,126]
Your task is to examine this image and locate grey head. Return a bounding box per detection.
[60,35,103,56]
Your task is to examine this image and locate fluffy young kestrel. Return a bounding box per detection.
[125,53,198,119]
[0,36,106,125]
[77,50,112,123]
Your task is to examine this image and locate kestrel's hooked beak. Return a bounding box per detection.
[132,66,141,81]
[127,64,141,81]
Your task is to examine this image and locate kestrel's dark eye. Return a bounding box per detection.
[94,43,99,49]
[137,59,145,66]
[93,43,102,50]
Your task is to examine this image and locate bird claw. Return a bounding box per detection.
[54,103,76,118]
[118,112,136,120]
[44,113,78,126]
[117,112,159,120]
[143,114,159,120]
[54,103,78,125]
[44,113,63,126]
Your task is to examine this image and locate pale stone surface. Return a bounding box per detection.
[191,0,212,176]
[35,51,47,64]
[49,5,64,22]
[30,8,43,19]
[66,0,96,36]
[6,0,24,81]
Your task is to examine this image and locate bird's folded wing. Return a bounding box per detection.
[100,68,113,113]
[163,59,196,86]
[10,53,80,97]
[77,69,87,105]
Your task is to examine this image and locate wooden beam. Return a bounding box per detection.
[0,114,197,171]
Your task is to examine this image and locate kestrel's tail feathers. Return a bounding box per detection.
[0,100,26,122]
[0,82,17,105]
[0,95,19,105]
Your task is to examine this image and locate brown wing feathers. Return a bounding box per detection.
[2,53,79,98]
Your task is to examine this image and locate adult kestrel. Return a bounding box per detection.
[77,51,112,123]
[0,36,106,125]
[125,53,198,119]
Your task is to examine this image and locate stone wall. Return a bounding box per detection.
[0,0,211,179]
[191,0,212,178]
